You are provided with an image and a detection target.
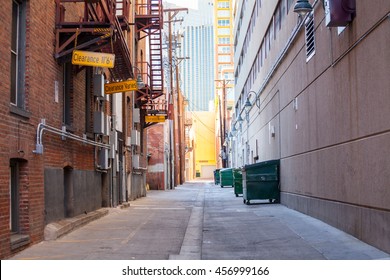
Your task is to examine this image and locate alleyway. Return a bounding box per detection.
[9,180,389,260]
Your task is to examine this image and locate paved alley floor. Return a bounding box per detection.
[9,180,390,260]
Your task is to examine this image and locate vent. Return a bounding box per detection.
[305,12,315,61]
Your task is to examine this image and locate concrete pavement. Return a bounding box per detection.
[9,180,390,260]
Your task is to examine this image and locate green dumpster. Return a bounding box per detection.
[214,169,221,185]
[233,168,243,197]
[242,160,280,205]
[220,168,234,188]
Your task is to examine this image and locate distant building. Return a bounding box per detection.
[233,0,390,253]
[164,0,215,112]
[192,111,217,178]
[214,0,235,168]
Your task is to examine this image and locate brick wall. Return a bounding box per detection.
[146,124,165,190]
[0,0,97,259]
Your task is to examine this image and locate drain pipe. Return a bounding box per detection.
[33,119,110,154]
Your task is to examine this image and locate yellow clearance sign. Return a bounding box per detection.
[104,80,137,94]
[145,115,166,123]
[72,50,115,68]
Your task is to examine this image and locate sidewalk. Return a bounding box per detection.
[9,180,390,260]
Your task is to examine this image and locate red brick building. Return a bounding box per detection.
[1,0,165,259]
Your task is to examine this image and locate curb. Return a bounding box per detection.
[44,208,109,241]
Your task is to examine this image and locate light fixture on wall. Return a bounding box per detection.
[231,124,238,136]
[244,91,260,113]
[293,0,313,17]
[132,66,145,89]
[236,114,244,125]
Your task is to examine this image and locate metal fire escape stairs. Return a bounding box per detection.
[54,0,135,82]
[135,0,167,127]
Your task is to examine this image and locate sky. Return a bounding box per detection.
[164,0,198,10]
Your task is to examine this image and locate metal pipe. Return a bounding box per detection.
[34,120,110,154]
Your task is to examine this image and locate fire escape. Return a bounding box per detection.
[135,0,167,127]
[55,0,135,81]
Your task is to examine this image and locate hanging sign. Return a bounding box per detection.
[71,50,115,68]
[104,80,138,94]
[145,115,166,123]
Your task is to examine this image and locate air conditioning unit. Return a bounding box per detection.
[133,108,140,123]
[126,136,131,147]
[98,148,109,170]
[324,0,356,27]
[110,130,118,151]
[93,74,105,98]
[132,154,140,168]
[131,130,140,146]
[109,144,115,159]
[94,111,105,134]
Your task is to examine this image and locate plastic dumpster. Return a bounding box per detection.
[220,168,234,188]
[242,160,280,205]
[233,168,243,197]
[214,169,221,185]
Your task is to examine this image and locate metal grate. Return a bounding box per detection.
[305,12,315,61]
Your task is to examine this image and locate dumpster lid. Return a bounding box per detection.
[242,159,280,171]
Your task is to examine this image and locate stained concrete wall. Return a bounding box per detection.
[44,168,102,224]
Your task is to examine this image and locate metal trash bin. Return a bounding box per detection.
[214,169,221,185]
[233,168,243,197]
[242,160,280,205]
[220,168,234,188]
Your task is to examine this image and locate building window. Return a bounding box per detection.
[218,46,231,53]
[85,68,93,134]
[218,1,229,8]
[218,19,230,26]
[305,12,316,61]
[218,37,230,44]
[218,55,231,63]
[63,62,74,126]
[10,0,26,109]
[9,160,22,233]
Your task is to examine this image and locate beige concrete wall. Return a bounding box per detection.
[277,4,390,253]
[245,2,390,253]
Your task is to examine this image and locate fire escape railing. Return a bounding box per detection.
[134,0,166,127]
[55,0,134,81]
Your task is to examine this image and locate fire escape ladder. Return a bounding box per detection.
[135,0,164,98]
[103,16,133,81]
[135,0,166,126]
[149,26,163,99]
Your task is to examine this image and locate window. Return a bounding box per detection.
[305,12,316,61]
[218,19,230,26]
[63,62,74,126]
[218,37,230,44]
[10,160,20,233]
[10,0,26,109]
[218,1,229,8]
[218,46,231,53]
[85,68,93,134]
[218,55,231,63]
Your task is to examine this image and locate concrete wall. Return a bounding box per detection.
[235,1,390,253]
[45,169,102,224]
